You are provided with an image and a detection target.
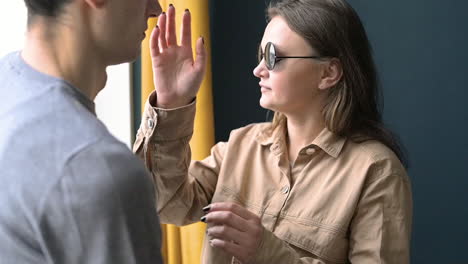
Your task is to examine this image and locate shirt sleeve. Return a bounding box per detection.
[348,167,413,263]
[133,92,221,226]
[37,140,163,264]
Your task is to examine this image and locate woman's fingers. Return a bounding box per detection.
[207,224,248,246]
[180,9,192,48]
[156,6,199,56]
[208,239,244,259]
[151,5,205,78]
[157,12,168,50]
[150,25,160,57]
[166,4,177,46]
[194,37,206,74]
[208,202,261,223]
[202,203,261,236]
[203,210,248,232]
[202,202,264,262]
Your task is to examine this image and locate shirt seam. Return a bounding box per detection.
[37,135,105,222]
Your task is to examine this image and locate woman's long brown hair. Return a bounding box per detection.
[268,0,408,167]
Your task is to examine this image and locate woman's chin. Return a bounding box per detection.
[259,99,277,112]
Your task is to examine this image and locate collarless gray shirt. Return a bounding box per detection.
[0,52,162,264]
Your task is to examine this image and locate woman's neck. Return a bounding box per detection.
[285,111,325,165]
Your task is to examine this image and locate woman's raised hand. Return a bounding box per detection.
[150,5,207,109]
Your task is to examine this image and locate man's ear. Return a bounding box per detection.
[318,58,343,90]
[83,0,106,9]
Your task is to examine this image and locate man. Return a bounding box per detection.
[0,0,205,262]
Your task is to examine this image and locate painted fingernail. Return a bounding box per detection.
[200,216,206,223]
[155,25,159,29]
[169,4,173,7]
[202,205,211,212]
[201,37,205,45]
[161,12,166,15]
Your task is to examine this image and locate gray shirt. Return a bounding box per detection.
[0,52,162,264]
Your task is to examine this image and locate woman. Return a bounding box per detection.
[135,0,413,263]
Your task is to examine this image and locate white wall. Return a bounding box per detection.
[94,66,133,148]
[0,2,27,57]
[0,3,133,147]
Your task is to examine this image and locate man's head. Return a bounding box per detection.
[24,0,72,22]
[24,0,162,65]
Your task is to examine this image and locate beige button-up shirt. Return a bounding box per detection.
[134,96,413,264]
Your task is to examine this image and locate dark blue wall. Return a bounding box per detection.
[210,0,468,263]
[348,1,468,263]
[210,0,268,138]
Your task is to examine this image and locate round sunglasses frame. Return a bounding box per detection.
[257,42,325,70]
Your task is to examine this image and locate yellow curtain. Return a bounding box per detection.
[141,1,214,263]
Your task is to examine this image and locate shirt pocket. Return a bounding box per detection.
[274,217,349,264]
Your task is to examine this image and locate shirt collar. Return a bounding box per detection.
[14,51,96,115]
[256,118,286,147]
[312,127,346,158]
[256,119,346,158]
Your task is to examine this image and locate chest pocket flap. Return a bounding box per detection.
[274,217,349,263]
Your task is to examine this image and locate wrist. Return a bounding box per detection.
[156,94,194,109]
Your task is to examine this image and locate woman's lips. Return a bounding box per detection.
[259,82,271,90]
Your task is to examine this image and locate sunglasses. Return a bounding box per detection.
[257,42,325,70]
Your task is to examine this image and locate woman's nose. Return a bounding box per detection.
[253,59,269,79]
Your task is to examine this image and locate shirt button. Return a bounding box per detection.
[281,186,290,194]
[305,147,316,155]
[147,118,155,129]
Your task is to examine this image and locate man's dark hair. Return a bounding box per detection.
[24,0,72,21]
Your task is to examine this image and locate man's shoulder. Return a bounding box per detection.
[63,138,152,197]
[36,138,153,220]
[35,139,161,264]
[67,136,145,173]
[0,52,19,71]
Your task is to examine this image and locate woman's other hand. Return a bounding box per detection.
[202,202,264,264]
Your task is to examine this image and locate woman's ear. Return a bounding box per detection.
[318,58,343,90]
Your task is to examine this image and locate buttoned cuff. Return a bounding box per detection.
[141,91,196,141]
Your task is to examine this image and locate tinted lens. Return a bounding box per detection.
[265,42,276,70]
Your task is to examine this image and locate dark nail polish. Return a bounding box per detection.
[185,8,189,13]
[202,205,211,212]
[169,4,173,8]
[200,216,206,223]
[155,25,159,29]
[201,37,205,44]
[161,12,165,15]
